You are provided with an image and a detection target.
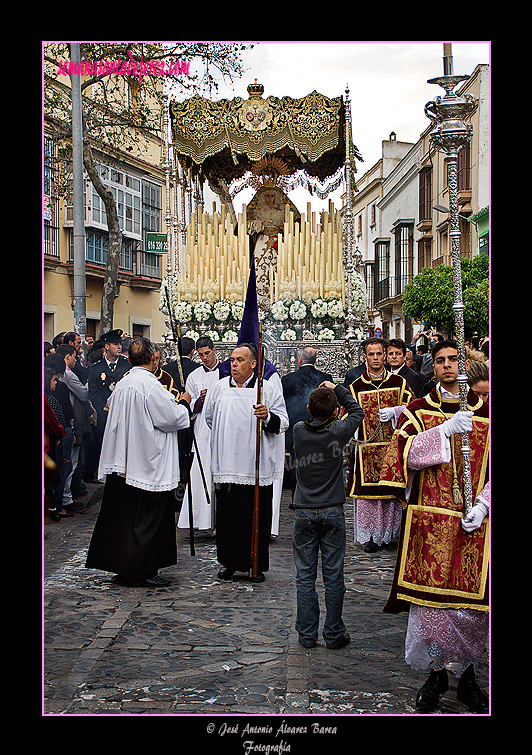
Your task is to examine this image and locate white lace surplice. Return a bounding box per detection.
[405,604,489,677]
[353,499,403,546]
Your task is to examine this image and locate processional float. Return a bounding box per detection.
[160,81,366,378]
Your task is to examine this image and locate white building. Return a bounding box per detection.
[352,63,489,343]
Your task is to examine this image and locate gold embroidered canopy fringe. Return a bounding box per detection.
[169,84,355,184]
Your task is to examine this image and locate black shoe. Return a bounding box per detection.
[57,509,75,518]
[45,509,61,522]
[129,575,170,587]
[249,572,265,583]
[299,636,316,648]
[416,669,449,712]
[218,567,235,580]
[67,501,89,513]
[364,540,381,553]
[456,665,489,713]
[326,632,350,649]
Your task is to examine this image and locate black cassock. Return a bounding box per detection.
[86,473,177,580]
[215,483,273,573]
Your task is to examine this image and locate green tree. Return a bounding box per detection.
[403,254,489,338]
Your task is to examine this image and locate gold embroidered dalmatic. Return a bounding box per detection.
[348,370,413,500]
[380,387,489,613]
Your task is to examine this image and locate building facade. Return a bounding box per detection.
[353,63,489,342]
[43,51,169,345]
[352,133,415,335]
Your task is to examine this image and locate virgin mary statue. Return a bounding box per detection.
[245,156,301,307]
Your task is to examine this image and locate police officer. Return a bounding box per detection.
[85,330,130,482]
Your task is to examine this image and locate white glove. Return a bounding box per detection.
[442,410,473,437]
[379,407,397,422]
[461,501,488,533]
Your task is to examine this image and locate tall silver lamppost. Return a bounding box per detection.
[424,45,476,514]
[343,85,358,367]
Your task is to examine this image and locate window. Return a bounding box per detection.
[374,240,390,303]
[364,262,374,310]
[86,229,108,265]
[65,161,163,278]
[110,183,141,237]
[394,223,413,296]
[457,144,471,191]
[44,136,60,257]
[418,238,432,271]
[143,181,162,233]
[418,167,432,221]
[92,187,107,226]
[125,192,141,234]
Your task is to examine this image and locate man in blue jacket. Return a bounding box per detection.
[292,382,364,649]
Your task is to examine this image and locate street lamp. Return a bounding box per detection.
[434,204,476,225]
[425,45,476,515]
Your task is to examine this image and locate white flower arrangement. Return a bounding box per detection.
[281,328,297,341]
[270,300,289,321]
[327,299,345,319]
[174,301,192,322]
[184,329,200,341]
[193,301,212,322]
[213,300,231,322]
[310,298,329,319]
[204,329,220,341]
[222,330,239,342]
[289,300,307,321]
[317,328,336,341]
[231,301,245,322]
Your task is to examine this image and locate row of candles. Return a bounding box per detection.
[176,199,346,305]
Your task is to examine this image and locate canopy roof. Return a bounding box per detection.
[170,82,362,186]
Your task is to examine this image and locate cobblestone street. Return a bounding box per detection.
[43,483,489,730]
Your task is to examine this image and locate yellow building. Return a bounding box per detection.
[43,46,169,345]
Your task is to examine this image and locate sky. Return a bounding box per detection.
[185,41,490,215]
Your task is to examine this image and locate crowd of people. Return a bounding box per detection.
[43,327,489,713]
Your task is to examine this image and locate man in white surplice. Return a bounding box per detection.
[204,343,288,582]
[178,337,219,532]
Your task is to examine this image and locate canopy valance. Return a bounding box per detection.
[170,83,361,185]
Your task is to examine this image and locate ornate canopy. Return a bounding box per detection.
[170,82,362,187]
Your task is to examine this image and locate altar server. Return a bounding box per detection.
[177,337,219,531]
[86,338,191,588]
[204,343,288,583]
[347,337,413,551]
[380,339,489,713]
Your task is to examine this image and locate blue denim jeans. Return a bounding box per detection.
[292,505,347,645]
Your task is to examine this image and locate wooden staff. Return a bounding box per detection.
[250,323,264,579]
